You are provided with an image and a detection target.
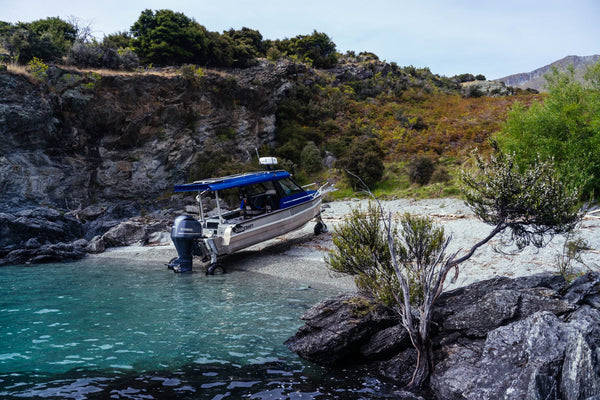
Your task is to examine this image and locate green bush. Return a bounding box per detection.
[336,136,384,189]
[180,64,204,86]
[408,156,435,185]
[495,64,600,199]
[0,17,76,64]
[326,201,398,305]
[26,57,48,82]
[300,141,323,174]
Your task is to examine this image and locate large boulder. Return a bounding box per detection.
[284,294,398,366]
[102,220,147,247]
[287,273,600,399]
[1,241,87,265]
[432,307,600,399]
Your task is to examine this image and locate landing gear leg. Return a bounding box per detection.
[206,263,225,275]
[314,215,328,235]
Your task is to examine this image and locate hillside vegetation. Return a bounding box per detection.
[0,10,550,200]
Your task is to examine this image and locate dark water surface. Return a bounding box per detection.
[0,258,400,399]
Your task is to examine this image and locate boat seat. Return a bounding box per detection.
[241,197,264,219]
[241,191,279,218]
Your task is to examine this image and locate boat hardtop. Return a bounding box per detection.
[167,157,329,274]
[174,169,292,193]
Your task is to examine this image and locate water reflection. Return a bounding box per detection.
[1,361,407,399]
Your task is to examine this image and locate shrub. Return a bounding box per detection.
[336,136,384,189]
[326,201,398,305]
[300,141,323,174]
[495,64,600,199]
[408,156,435,185]
[430,167,451,184]
[181,64,204,86]
[26,57,48,82]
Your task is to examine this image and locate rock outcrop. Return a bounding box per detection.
[0,61,304,213]
[0,61,311,265]
[461,80,514,97]
[286,273,600,399]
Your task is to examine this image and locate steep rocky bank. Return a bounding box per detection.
[286,272,600,399]
[0,60,316,264]
[0,61,303,211]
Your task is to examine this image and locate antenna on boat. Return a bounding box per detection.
[256,148,277,170]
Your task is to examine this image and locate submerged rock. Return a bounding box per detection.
[287,273,600,399]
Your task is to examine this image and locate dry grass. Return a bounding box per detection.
[4,62,29,77]
[1,60,236,81]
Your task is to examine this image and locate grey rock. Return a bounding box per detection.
[462,80,514,97]
[465,311,567,399]
[2,241,86,265]
[360,323,410,360]
[146,231,171,246]
[102,220,147,247]
[561,306,600,400]
[377,348,418,387]
[562,272,600,306]
[442,289,520,337]
[85,236,106,253]
[429,339,484,400]
[288,273,600,398]
[435,273,570,338]
[284,294,398,366]
[0,207,84,253]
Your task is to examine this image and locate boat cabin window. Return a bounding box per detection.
[239,181,279,213]
[277,178,304,196]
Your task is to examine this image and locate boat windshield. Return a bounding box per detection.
[277,177,304,196]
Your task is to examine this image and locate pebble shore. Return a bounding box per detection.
[92,198,600,292]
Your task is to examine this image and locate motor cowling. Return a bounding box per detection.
[169,215,203,272]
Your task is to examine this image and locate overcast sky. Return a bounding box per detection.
[2,0,599,79]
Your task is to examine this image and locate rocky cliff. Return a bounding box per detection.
[0,60,306,211]
[0,60,315,264]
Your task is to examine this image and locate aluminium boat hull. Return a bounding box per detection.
[210,195,322,255]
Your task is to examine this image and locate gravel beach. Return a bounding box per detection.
[92,198,600,292]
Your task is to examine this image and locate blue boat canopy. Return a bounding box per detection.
[174,170,291,193]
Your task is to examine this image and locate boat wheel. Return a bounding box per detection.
[314,221,328,235]
[207,263,225,275]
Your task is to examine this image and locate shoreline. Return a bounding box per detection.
[90,198,600,292]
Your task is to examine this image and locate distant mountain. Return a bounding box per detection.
[497,55,600,92]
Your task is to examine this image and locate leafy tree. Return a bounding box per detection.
[294,30,338,69]
[271,31,338,68]
[205,30,234,67]
[28,17,77,54]
[495,63,600,199]
[0,17,76,63]
[328,146,582,389]
[130,9,208,66]
[102,31,132,50]
[223,27,263,67]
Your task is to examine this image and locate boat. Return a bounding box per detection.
[167,157,330,273]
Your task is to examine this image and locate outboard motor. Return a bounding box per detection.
[168,215,203,273]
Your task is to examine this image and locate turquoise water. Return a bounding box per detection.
[0,258,396,399]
